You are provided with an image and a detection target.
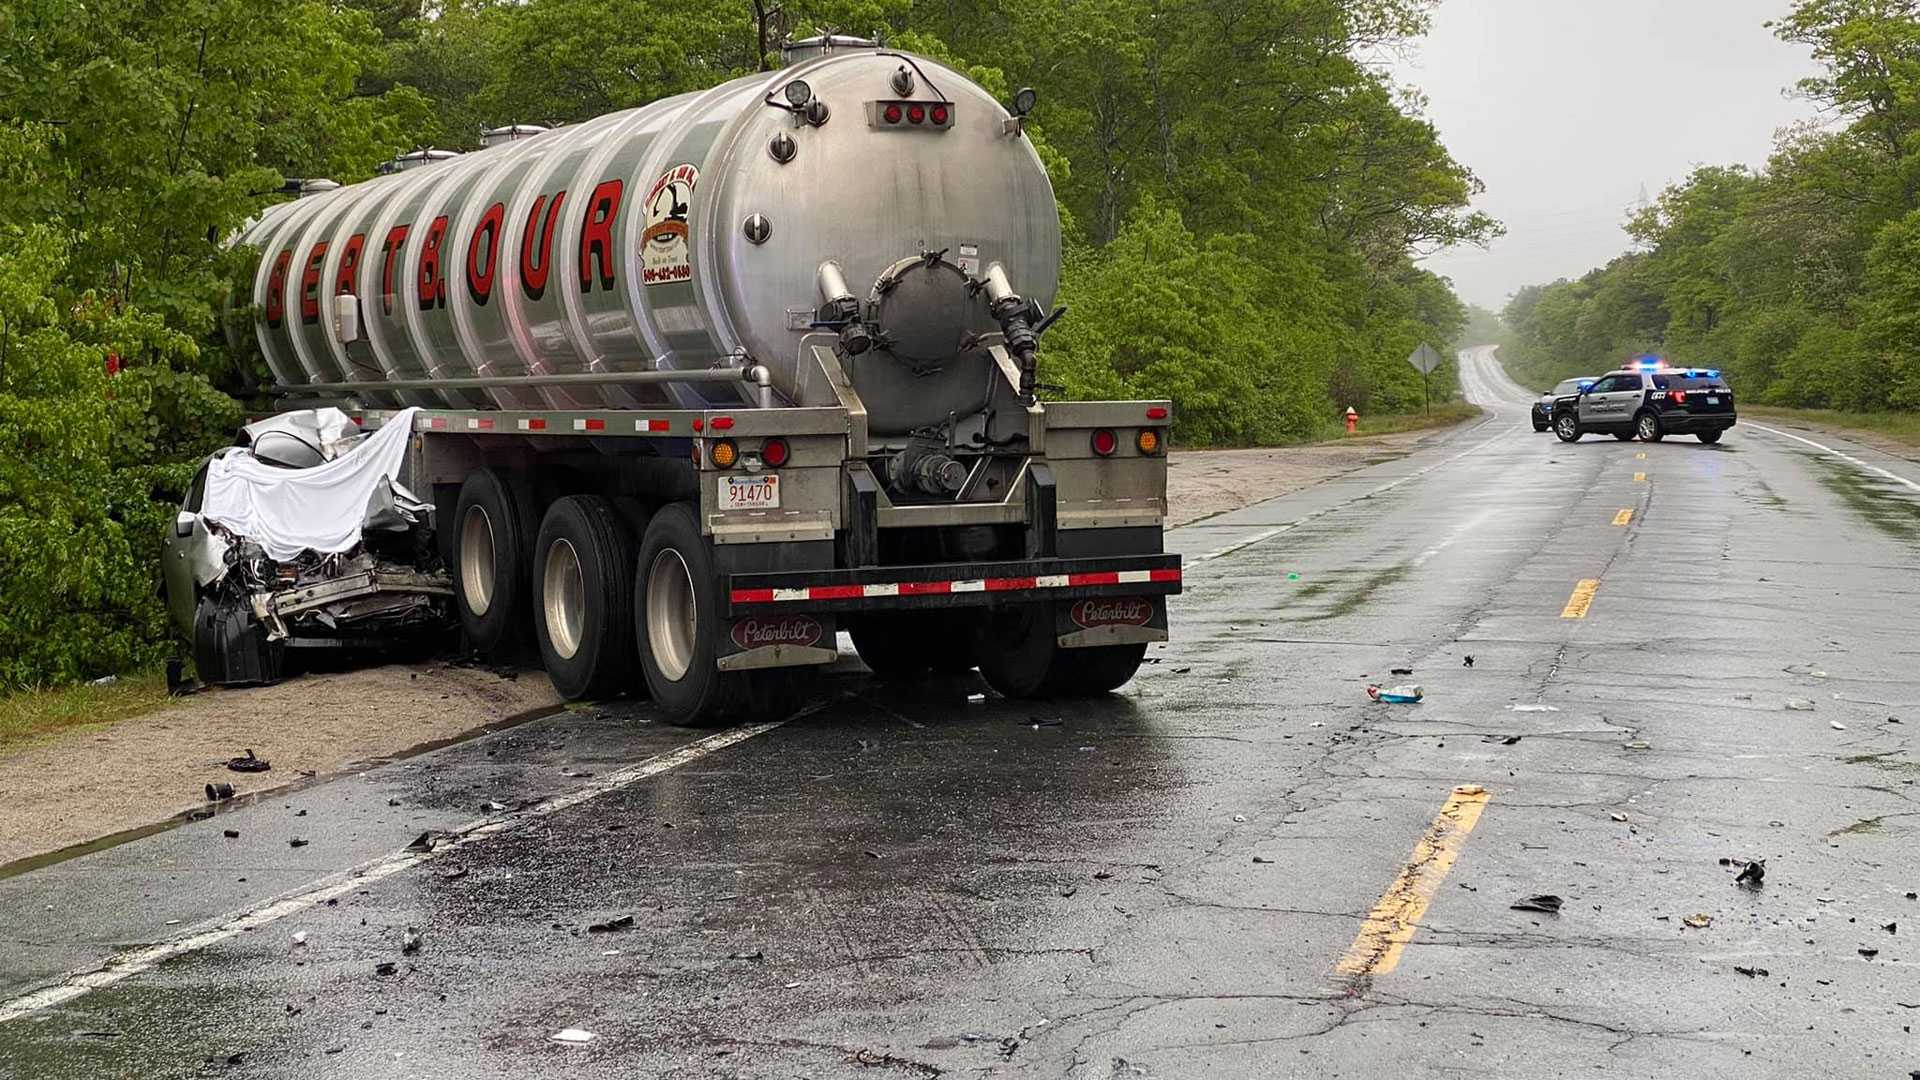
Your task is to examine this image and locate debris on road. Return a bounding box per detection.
[1463,655,1475,668]
[288,838,309,848]
[401,927,422,955]
[440,867,468,881]
[404,832,436,853]
[1785,699,1816,711]
[1367,684,1423,703]
[1482,734,1522,745]
[374,961,397,976]
[550,1028,596,1044]
[291,932,307,947]
[226,750,271,773]
[1859,947,1880,960]
[1510,895,1563,915]
[223,829,239,839]
[1829,720,1847,730]
[1507,703,1559,712]
[205,782,235,802]
[1609,812,1628,822]
[1733,965,1769,978]
[966,693,987,704]
[587,916,635,934]
[1885,922,1898,934]
[1390,667,1414,676]
[1683,913,1713,929]
[88,675,118,687]
[1252,856,1275,864]
[727,950,765,961]
[1735,860,1766,888]
[1171,667,1191,674]
[481,800,506,812]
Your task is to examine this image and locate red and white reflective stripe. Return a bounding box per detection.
[516,417,547,431]
[572,418,607,432]
[466,417,495,431]
[428,417,449,430]
[634,418,670,432]
[730,567,1179,605]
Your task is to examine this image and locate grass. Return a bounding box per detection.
[1305,400,1484,443]
[1743,405,1920,450]
[0,670,171,754]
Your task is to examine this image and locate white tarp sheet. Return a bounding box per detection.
[202,408,420,560]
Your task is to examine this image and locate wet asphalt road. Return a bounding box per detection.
[5,348,1920,1079]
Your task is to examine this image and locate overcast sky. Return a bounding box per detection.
[1393,0,1824,311]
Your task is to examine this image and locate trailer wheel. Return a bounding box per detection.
[454,468,537,656]
[847,616,930,678]
[975,604,1061,698]
[533,496,637,700]
[1047,643,1149,696]
[635,502,786,726]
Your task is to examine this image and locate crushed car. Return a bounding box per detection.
[160,407,453,686]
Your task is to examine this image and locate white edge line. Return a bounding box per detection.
[1745,422,1920,494]
[0,716,801,1024]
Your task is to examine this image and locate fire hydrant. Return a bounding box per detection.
[1344,406,1358,435]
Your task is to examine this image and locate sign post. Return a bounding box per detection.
[1406,343,1443,416]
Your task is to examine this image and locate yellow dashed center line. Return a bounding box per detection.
[1612,509,1633,526]
[1633,472,1647,482]
[1334,785,1491,978]
[1561,579,1600,618]
[1635,452,1646,459]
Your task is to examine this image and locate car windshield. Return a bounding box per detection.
[1552,379,1588,395]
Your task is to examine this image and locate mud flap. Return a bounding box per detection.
[1054,595,1167,649]
[718,611,840,672]
[192,597,284,687]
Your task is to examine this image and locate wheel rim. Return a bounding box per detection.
[542,537,586,661]
[1557,416,1575,437]
[1639,414,1656,439]
[460,506,496,617]
[646,548,697,682]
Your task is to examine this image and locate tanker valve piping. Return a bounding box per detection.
[982,264,1039,404]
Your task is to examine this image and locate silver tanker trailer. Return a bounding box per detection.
[165,36,1181,724]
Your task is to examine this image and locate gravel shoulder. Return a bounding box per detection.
[0,413,1476,869]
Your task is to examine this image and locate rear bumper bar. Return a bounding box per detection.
[728,555,1183,615]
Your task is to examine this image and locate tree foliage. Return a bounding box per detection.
[1502,1,1920,411]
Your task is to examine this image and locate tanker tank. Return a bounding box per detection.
[235,37,1061,437]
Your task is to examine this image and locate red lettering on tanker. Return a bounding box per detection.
[264,249,291,328]
[380,224,410,316]
[334,233,365,298]
[466,201,505,306]
[520,191,566,302]
[417,215,449,310]
[578,179,622,293]
[729,614,824,652]
[298,241,329,325]
[642,163,698,287]
[1070,597,1154,629]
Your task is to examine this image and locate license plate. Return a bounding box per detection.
[1706,396,1720,405]
[719,475,780,510]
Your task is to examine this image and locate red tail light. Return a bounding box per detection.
[1090,429,1117,457]
[1670,390,1687,406]
[760,437,789,467]
[930,105,949,125]
[907,104,926,124]
[883,104,902,124]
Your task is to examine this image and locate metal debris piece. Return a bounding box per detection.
[1859,947,1880,959]
[1390,667,1414,676]
[1885,922,1898,934]
[550,1028,596,1044]
[291,932,307,947]
[404,832,436,853]
[205,782,235,802]
[374,961,397,976]
[1252,856,1274,864]
[1785,699,1815,711]
[1609,812,1628,822]
[1829,720,1847,730]
[223,829,240,839]
[226,750,271,773]
[1683,913,1712,929]
[587,916,634,934]
[481,801,506,812]
[401,927,422,954]
[1510,894,1563,915]
[1735,860,1766,887]
[1733,965,1768,978]
[288,838,309,848]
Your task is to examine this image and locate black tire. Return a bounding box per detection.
[634,502,788,726]
[1636,410,1665,442]
[975,604,1060,698]
[1531,419,1548,433]
[1612,430,1635,441]
[1697,429,1723,444]
[532,496,638,700]
[1553,412,1583,442]
[1047,643,1149,696]
[453,468,538,656]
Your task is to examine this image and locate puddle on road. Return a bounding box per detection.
[1805,453,1920,545]
[1267,562,1412,623]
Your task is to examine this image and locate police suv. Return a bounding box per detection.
[1550,365,1735,444]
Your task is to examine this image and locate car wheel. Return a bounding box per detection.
[1553,413,1582,442]
[453,468,538,657]
[1697,429,1723,444]
[1612,430,1635,441]
[1636,411,1665,442]
[532,495,638,700]
[634,501,792,726]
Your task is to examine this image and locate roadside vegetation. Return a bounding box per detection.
[1497,4,1920,416]
[1742,406,1920,451]
[0,672,169,753]
[0,0,1491,690]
